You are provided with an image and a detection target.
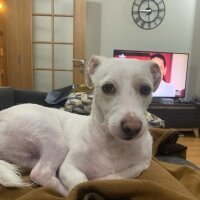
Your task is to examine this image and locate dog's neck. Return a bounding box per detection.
[89,113,106,134]
[88,97,108,135]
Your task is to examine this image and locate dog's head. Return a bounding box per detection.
[85,56,161,141]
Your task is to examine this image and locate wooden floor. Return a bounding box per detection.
[178,131,200,167]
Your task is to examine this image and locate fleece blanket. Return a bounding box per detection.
[0,128,200,200]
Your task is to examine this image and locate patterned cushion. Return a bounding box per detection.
[64,92,94,115]
[145,112,165,128]
[64,91,165,128]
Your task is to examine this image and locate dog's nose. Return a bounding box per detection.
[121,116,142,140]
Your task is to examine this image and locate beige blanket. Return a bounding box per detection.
[0,128,199,200]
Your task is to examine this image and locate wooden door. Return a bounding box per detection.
[5,0,32,89]
[0,0,7,86]
[32,0,86,92]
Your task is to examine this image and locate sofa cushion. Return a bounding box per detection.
[64,92,93,115]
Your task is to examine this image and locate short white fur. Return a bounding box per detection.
[0,56,161,196]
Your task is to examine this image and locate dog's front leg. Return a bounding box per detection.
[99,162,150,180]
[59,162,88,191]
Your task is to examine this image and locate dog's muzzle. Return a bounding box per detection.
[120,115,142,140]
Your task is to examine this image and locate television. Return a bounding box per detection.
[113,49,189,98]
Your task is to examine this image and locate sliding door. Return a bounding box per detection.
[32,0,86,92]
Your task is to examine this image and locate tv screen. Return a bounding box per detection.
[113,49,189,98]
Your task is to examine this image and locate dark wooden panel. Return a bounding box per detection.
[148,103,200,128]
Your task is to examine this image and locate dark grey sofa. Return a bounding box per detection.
[0,87,49,111]
[0,87,67,111]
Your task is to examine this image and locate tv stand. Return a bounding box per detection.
[148,103,200,137]
[175,128,199,138]
[152,97,174,104]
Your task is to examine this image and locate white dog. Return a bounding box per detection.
[0,56,161,196]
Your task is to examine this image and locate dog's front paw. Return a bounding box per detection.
[59,163,88,190]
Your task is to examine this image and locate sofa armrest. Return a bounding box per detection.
[0,87,14,110]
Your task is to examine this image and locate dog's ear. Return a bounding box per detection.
[150,62,161,92]
[85,55,105,88]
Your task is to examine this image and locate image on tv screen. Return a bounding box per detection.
[113,49,189,98]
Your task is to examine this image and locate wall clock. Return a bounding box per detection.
[132,0,165,30]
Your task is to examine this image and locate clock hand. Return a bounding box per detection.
[151,9,159,12]
[139,9,152,15]
[139,9,151,13]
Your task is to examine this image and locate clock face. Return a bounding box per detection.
[132,0,165,30]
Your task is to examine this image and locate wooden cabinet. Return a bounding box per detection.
[5,0,32,89]
[148,103,200,137]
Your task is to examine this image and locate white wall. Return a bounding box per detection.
[189,0,200,99]
[86,0,200,99]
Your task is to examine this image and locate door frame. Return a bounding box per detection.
[73,0,86,85]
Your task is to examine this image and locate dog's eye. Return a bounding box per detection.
[140,85,151,96]
[102,83,115,94]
